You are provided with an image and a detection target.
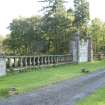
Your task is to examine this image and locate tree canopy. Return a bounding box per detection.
[3,0,105,55]
[88,18,105,53]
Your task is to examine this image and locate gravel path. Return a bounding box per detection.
[0,70,105,105]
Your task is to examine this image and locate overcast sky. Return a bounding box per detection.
[0,0,105,36]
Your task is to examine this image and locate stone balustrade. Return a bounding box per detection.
[94,53,105,60]
[3,54,73,71]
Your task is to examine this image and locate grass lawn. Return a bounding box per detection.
[77,87,105,105]
[0,60,105,98]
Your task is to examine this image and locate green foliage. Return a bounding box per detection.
[74,0,90,38]
[88,18,105,53]
[41,13,74,54]
[40,0,65,16]
[0,36,5,54]
[77,87,105,105]
[3,17,48,55]
[74,0,90,27]
[3,0,91,55]
[40,0,75,54]
[3,0,76,55]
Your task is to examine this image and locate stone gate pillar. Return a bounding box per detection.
[0,56,6,76]
[88,38,93,61]
[70,32,80,64]
[70,32,93,63]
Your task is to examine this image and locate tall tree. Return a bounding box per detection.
[40,0,74,54]
[88,18,105,53]
[74,0,90,28]
[3,16,48,55]
[40,0,65,17]
[0,36,5,54]
[74,0,90,38]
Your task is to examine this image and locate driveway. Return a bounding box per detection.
[0,70,105,105]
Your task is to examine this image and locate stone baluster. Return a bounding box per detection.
[52,56,54,64]
[20,57,23,67]
[53,56,55,64]
[47,56,50,64]
[59,56,60,63]
[7,58,10,68]
[46,56,48,64]
[55,56,56,64]
[12,58,14,67]
[39,57,41,65]
[29,57,32,67]
[65,55,67,62]
[58,56,59,63]
[41,57,43,65]
[55,56,56,63]
[62,56,64,62]
[55,56,57,64]
[67,55,68,62]
[41,57,42,65]
[31,57,34,66]
[5,58,7,68]
[49,56,51,64]
[25,57,27,67]
[63,56,65,62]
[27,57,29,66]
[44,56,47,64]
[17,58,19,67]
[60,56,62,62]
[66,55,68,62]
[33,57,36,66]
[35,57,38,66]
[37,56,40,67]
[59,56,61,63]
[58,56,60,63]
[56,56,58,64]
[50,56,53,64]
[65,55,66,62]
[9,57,12,67]
[47,56,48,64]
[60,56,62,63]
[64,55,66,63]
[14,57,17,68]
